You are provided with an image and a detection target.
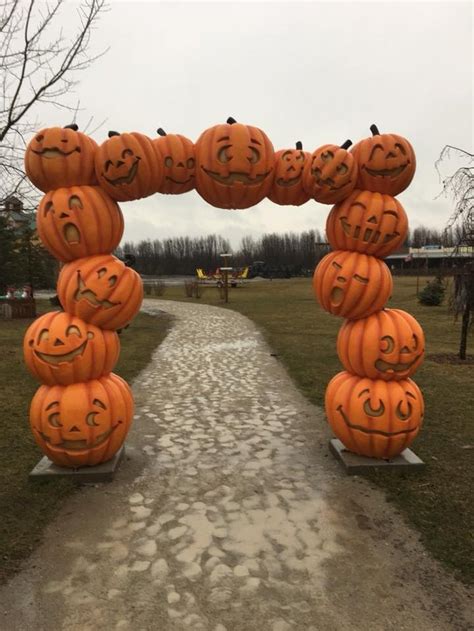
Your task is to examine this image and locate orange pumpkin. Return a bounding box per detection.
[24,311,120,386]
[195,117,275,209]
[37,186,124,262]
[29,373,133,467]
[337,308,425,381]
[24,124,98,192]
[95,131,162,201]
[267,142,310,206]
[351,125,416,196]
[326,189,408,258]
[313,250,393,319]
[325,371,424,459]
[57,254,143,330]
[303,140,358,204]
[153,128,195,194]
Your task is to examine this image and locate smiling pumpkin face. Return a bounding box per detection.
[37,186,124,262]
[24,124,98,192]
[326,189,408,258]
[325,371,424,459]
[303,141,358,204]
[351,125,416,196]
[337,309,425,381]
[313,250,393,320]
[29,373,133,467]
[95,131,162,201]
[24,311,120,386]
[268,142,310,206]
[154,128,195,194]
[57,254,143,330]
[195,117,275,209]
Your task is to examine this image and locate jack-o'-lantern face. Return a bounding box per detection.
[37,186,124,262]
[95,131,162,201]
[351,125,416,196]
[268,142,310,206]
[325,371,424,459]
[326,189,408,258]
[303,141,357,204]
[24,124,98,192]
[195,117,275,209]
[337,309,425,381]
[154,128,195,194]
[24,311,120,386]
[313,250,393,319]
[29,374,133,467]
[57,254,143,330]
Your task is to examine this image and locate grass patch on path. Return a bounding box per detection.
[158,277,474,584]
[0,301,170,584]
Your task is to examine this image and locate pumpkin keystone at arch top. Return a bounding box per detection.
[302,140,358,204]
[153,128,196,194]
[351,124,416,196]
[195,117,275,209]
[267,141,311,207]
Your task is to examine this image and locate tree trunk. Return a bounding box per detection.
[459,303,470,360]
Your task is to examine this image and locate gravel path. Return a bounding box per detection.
[0,300,472,631]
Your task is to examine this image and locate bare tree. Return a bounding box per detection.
[436,145,474,359]
[0,0,107,203]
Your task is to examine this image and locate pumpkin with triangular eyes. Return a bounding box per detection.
[337,309,425,381]
[153,128,195,194]
[268,142,310,206]
[326,189,408,258]
[25,124,98,192]
[29,373,133,467]
[95,131,162,201]
[313,250,393,319]
[24,311,120,386]
[325,371,424,459]
[195,117,275,209]
[57,254,143,330]
[303,140,358,204]
[351,124,416,196]
[37,186,124,262]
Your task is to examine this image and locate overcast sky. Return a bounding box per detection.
[37,1,473,248]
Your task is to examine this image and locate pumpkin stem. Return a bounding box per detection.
[227,117,237,124]
[108,130,120,137]
[340,139,352,150]
[295,141,303,150]
[157,128,167,136]
[64,123,79,131]
[370,124,380,136]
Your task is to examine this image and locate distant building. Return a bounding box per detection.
[386,245,473,272]
[0,196,37,234]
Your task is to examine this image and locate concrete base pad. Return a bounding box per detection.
[329,439,425,475]
[29,446,125,483]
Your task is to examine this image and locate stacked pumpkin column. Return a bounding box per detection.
[311,126,426,459]
[23,125,143,468]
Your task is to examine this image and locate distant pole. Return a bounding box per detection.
[224,268,229,303]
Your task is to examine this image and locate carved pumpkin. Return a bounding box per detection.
[153,128,195,194]
[337,308,425,381]
[267,142,310,206]
[37,186,124,262]
[24,311,120,386]
[195,117,274,209]
[29,373,133,467]
[302,140,358,204]
[313,250,393,319]
[57,254,143,330]
[95,131,162,201]
[326,189,408,258]
[351,125,416,196]
[24,124,98,192]
[325,371,424,459]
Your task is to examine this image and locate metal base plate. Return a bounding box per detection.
[329,439,425,475]
[29,446,125,483]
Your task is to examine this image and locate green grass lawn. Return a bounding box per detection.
[155,276,474,584]
[0,300,170,584]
